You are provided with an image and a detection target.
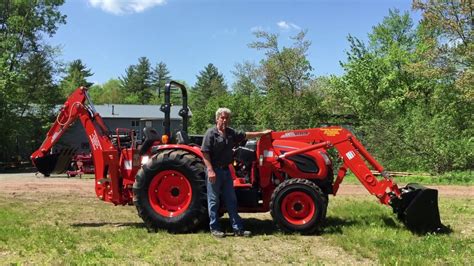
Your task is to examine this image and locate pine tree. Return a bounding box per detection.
[60,59,94,96]
[151,61,171,91]
[120,57,153,104]
[191,63,228,108]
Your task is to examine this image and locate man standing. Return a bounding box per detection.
[201,107,271,238]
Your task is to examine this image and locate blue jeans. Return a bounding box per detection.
[207,167,243,232]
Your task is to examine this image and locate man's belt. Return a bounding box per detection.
[212,164,229,169]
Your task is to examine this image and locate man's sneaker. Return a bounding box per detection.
[211,230,225,238]
[233,230,252,237]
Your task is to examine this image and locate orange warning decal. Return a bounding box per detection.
[321,128,342,137]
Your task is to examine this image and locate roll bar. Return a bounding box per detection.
[159,81,189,138]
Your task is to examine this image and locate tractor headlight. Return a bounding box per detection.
[319,151,331,165]
[141,155,149,165]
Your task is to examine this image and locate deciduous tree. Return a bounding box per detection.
[337,7,472,172]
[249,30,313,95]
[0,0,65,161]
[88,79,126,104]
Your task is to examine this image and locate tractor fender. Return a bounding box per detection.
[151,144,204,160]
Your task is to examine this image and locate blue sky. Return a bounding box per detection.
[49,0,420,87]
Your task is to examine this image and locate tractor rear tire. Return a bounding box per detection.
[133,149,208,233]
[270,178,327,234]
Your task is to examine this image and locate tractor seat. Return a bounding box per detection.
[245,140,257,151]
[140,127,160,155]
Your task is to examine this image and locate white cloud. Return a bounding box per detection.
[277,21,301,31]
[88,0,167,15]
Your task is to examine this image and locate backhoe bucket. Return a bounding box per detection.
[391,183,448,234]
[32,148,75,176]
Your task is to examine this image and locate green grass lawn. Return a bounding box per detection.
[1,190,472,264]
[324,196,473,264]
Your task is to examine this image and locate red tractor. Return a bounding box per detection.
[31,81,446,234]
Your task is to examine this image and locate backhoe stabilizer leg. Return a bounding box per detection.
[390,183,449,234]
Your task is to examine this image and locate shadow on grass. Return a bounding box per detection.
[220,217,278,235]
[221,215,403,236]
[322,217,358,234]
[70,214,416,236]
[323,215,412,234]
[71,222,145,229]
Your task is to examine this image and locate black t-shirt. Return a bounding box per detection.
[201,127,246,167]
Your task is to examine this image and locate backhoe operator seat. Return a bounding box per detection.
[140,127,160,155]
[175,130,189,145]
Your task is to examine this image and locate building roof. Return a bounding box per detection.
[94,104,189,119]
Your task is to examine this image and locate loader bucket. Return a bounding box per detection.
[32,148,75,176]
[391,183,449,234]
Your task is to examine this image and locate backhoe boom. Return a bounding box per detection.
[30,86,130,205]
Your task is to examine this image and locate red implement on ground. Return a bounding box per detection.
[66,153,94,178]
[31,81,447,234]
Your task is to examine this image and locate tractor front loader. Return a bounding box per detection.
[31,81,447,234]
[258,128,447,234]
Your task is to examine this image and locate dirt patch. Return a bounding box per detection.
[1,173,471,198]
[1,173,94,197]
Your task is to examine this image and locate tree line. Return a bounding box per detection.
[0,1,471,173]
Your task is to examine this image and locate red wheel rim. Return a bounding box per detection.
[148,170,192,217]
[281,191,316,225]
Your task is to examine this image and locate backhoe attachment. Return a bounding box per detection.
[33,148,75,176]
[31,86,113,177]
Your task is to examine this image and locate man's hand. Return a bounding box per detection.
[207,168,216,184]
[202,152,216,183]
[245,129,273,139]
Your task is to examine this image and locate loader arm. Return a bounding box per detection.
[264,126,446,233]
[30,87,125,204]
[269,127,400,204]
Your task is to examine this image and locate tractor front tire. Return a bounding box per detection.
[270,178,327,234]
[133,149,208,233]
